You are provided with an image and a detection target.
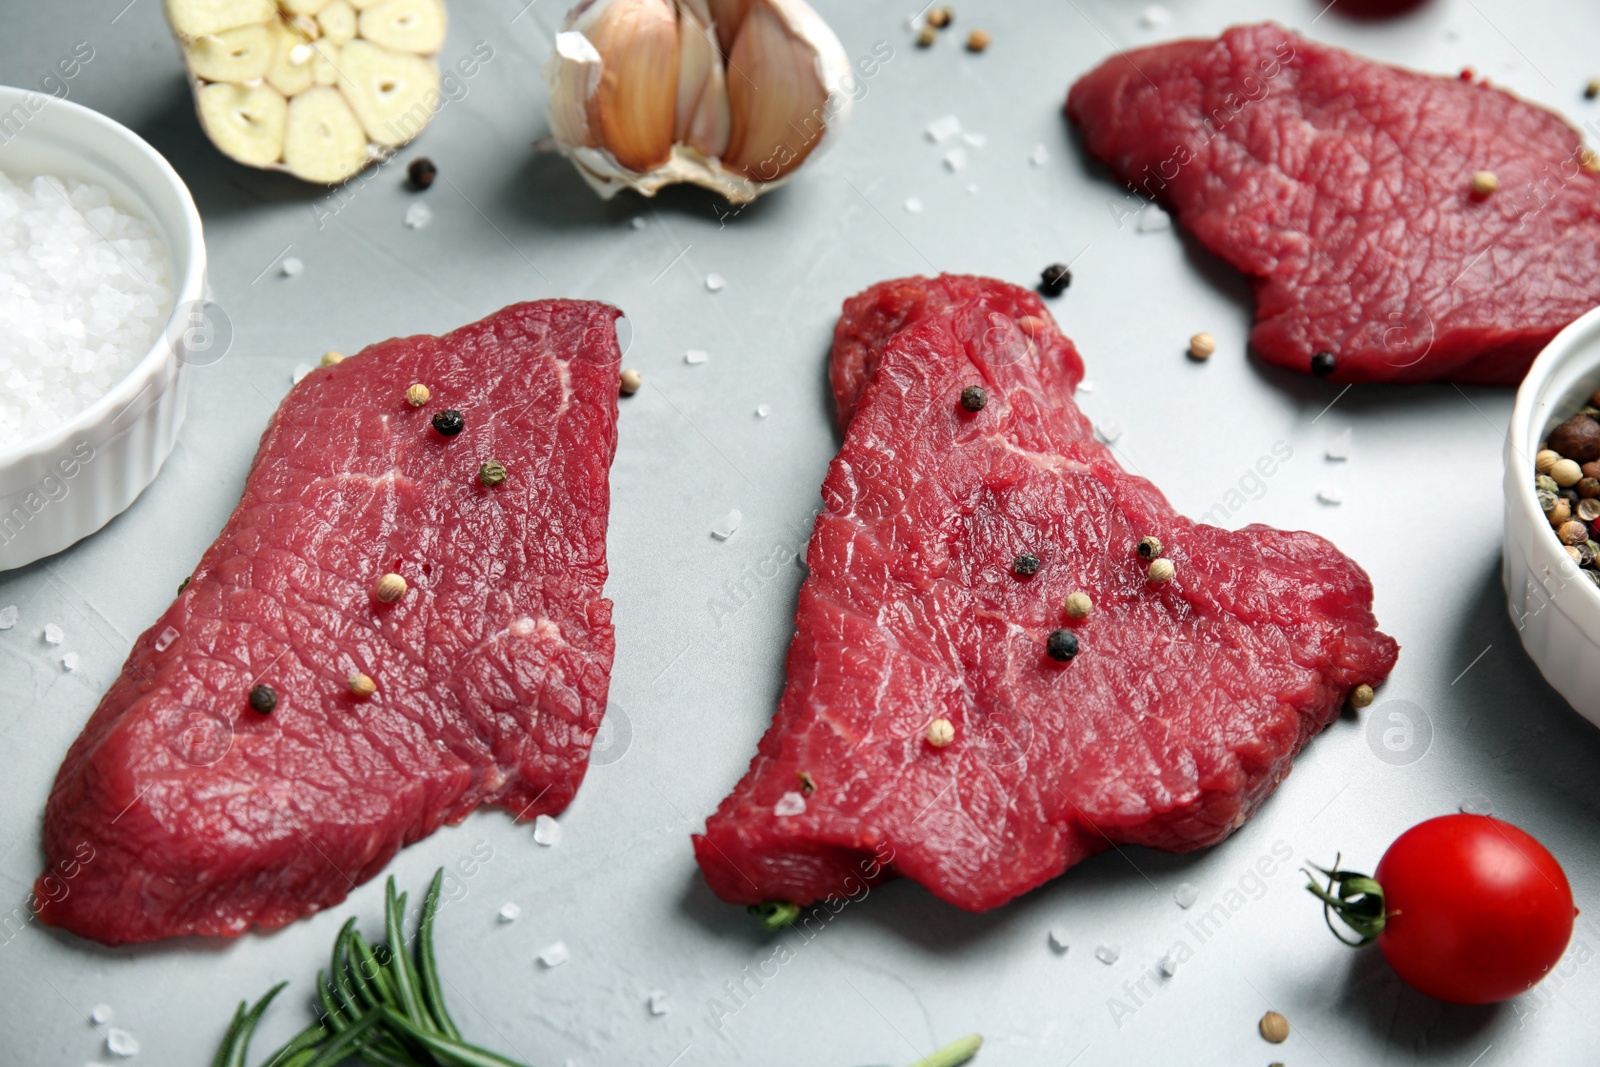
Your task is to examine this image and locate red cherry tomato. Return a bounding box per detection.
[1315,815,1576,1004]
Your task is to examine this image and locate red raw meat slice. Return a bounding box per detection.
[36,301,621,944]
[694,275,1397,913]
[1066,23,1600,385]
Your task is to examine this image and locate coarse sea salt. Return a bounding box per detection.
[43,622,64,645]
[1094,943,1120,965]
[756,403,771,418]
[105,1028,140,1057]
[1048,926,1070,953]
[925,115,962,143]
[90,1003,113,1025]
[1460,794,1494,816]
[403,202,432,229]
[711,509,741,540]
[498,902,522,923]
[904,197,924,214]
[705,273,726,292]
[1326,427,1352,461]
[0,605,17,630]
[1317,485,1345,505]
[538,940,569,967]
[773,791,806,816]
[1173,882,1199,909]
[62,652,79,672]
[533,813,562,846]
[280,256,304,277]
[0,172,174,451]
[647,990,670,1016]
[685,349,709,365]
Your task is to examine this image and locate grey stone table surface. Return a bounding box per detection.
[3,0,1600,1064]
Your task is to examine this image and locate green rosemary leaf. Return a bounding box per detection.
[299,1010,384,1067]
[384,878,428,1028]
[416,870,461,1040]
[378,1007,530,1067]
[210,1000,249,1067]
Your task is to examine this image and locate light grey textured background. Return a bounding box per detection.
[3,0,1600,1064]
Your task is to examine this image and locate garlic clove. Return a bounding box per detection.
[185,23,276,83]
[674,0,731,158]
[581,0,681,173]
[165,0,276,37]
[337,38,441,147]
[196,81,288,166]
[357,0,448,54]
[544,0,852,204]
[721,0,827,182]
[162,0,446,183]
[316,0,358,45]
[283,85,371,182]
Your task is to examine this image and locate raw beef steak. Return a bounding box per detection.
[694,275,1397,913]
[37,301,622,944]
[1067,23,1600,385]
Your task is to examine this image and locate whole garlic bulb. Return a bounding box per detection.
[545,0,853,203]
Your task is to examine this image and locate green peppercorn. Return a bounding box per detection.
[1538,489,1560,514]
[478,460,508,487]
[960,385,988,412]
[1046,629,1080,662]
[248,684,278,714]
[1536,474,1560,494]
[1013,552,1041,576]
[432,409,465,436]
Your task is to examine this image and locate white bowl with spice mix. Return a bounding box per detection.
[0,84,206,571]
[1504,304,1600,727]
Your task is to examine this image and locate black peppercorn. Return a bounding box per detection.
[1310,350,1337,377]
[408,157,437,190]
[432,409,465,436]
[1013,552,1040,576]
[1046,629,1080,662]
[248,684,278,714]
[1137,535,1163,561]
[960,385,988,412]
[1039,263,1072,296]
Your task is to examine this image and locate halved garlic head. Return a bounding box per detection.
[545,0,852,203]
[163,0,446,184]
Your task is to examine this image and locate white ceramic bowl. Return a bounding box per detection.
[1504,305,1600,727]
[0,85,205,572]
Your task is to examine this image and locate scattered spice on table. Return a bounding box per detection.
[1259,1010,1290,1043]
[1349,683,1375,708]
[1532,400,1600,587]
[620,368,643,396]
[1039,263,1071,296]
[1188,332,1216,361]
[407,156,437,190]
[966,28,990,52]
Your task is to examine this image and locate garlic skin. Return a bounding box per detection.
[545,0,852,203]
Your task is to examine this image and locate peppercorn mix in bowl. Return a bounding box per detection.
[1505,304,1600,727]
[0,86,206,571]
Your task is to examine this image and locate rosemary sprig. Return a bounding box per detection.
[211,870,528,1067]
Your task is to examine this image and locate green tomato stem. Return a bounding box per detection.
[1303,852,1388,946]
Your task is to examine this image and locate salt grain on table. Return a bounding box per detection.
[0,606,17,630]
[630,216,647,230]
[1318,485,1345,505]
[534,814,562,846]
[1094,943,1120,965]
[1076,380,1095,393]
[773,791,806,816]
[647,990,670,1016]
[538,941,569,967]
[942,147,968,172]
[925,115,962,143]
[1030,144,1049,167]
[962,131,987,148]
[90,1003,113,1025]
[62,652,79,672]
[280,256,304,277]
[403,202,432,229]
[1136,205,1173,232]
[292,362,314,383]
[1140,4,1171,27]
[685,349,709,365]
[705,273,725,292]
[105,1029,140,1057]
[1174,882,1199,909]
[1048,926,1070,953]
[904,197,924,214]
[711,509,741,541]
[1460,794,1494,816]
[498,902,522,923]
[1158,950,1179,978]
[0,172,174,451]
[1326,427,1352,460]
[756,404,771,418]
[43,623,64,645]
[1094,418,1123,443]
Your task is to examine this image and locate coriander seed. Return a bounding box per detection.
[620,368,643,396]
[1567,546,1585,566]
[1137,535,1163,560]
[1551,458,1583,487]
[1349,683,1375,709]
[1536,449,1560,475]
[1046,629,1079,662]
[1579,499,1600,522]
[1550,498,1573,527]
[1470,170,1499,196]
[478,460,508,487]
[1560,520,1590,545]
[1259,1011,1290,1044]
[916,24,937,47]
[348,672,377,699]
[1188,332,1217,361]
[926,717,956,747]
[1148,558,1176,583]
[966,28,990,52]
[926,6,952,28]
[1013,552,1041,577]
[1538,490,1559,514]
[321,350,345,367]
[960,385,988,412]
[1064,591,1093,619]
[376,573,408,603]
[407,156,437,190]
[432,409,465,437]
[1580,477,1600,499]
[1310,350,1337,377]
[1588,77,1600,100]
[406,383,430,407]
[248,683,278,714]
